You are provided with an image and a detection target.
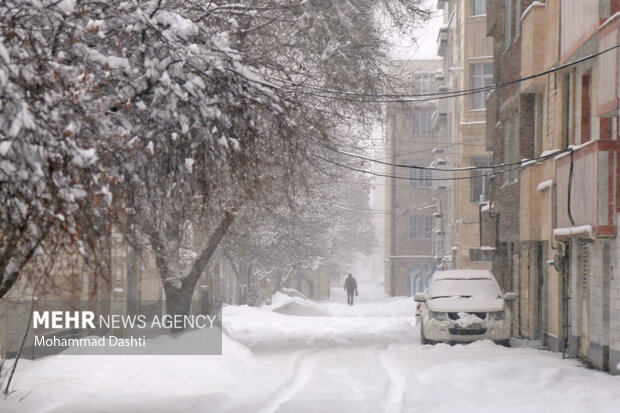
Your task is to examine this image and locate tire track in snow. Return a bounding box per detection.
[378,347,408,413]
[256,349,317,413]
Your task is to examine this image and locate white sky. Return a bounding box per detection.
[389,0,443,60]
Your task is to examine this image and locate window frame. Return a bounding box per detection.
[470,62,493,110]
[410,166,433,188]
[412,110,434,136]
[472,0,487,16]
[470,156,492,203]
[409,215,433,240]
[414,74,433,95]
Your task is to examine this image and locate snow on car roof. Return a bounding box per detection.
[431,269,495,281]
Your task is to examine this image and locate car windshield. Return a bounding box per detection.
[429,278,501,300]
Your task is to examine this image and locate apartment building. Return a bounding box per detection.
[437,0,494,271]
[384,59,444,296]
[483,0,620,374]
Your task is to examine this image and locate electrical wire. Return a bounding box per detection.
[302,133,568,172]
[256,42,620,104]
[309,150,550,182]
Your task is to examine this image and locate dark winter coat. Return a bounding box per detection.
[344,276,357,293]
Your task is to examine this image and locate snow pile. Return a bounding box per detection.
[222,283,417,348]
[537,179,553,192]
[224,304,416,349]
[455,311,484,328]
[279,287,307,299]
[269,283,417,318]
[272,302,330,317]
[553,225,594,239]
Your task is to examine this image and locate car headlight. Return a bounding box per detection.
[430,311,447,321]
[489,311,505,321]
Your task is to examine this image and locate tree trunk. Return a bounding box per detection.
[159,211,236,330]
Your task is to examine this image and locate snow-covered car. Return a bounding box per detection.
[414,270,515,346]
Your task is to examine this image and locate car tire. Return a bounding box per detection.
[496,339,510,347]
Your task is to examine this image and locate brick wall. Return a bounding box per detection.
[480,209,497,247]
[519,94,536,159]
[497,182,520,242]
[588,240,610,370]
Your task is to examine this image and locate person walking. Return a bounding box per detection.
[344,273,358,306]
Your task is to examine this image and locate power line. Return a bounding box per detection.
[257,42,620,103]
[309,151,547,182]
[303,133,568,172]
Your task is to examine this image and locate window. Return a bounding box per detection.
[410,216,433,239]
[502,117,520,184]
[412,110,434,136]
[503,121,510,184]
[472,0,486,16]
[410,166,433,188]
[414,74,433,94]
[504,0,512,48]
[470,248,493,262]
[561,73,572,149]
[581,72,592,143]
[470,157,491,202]
[470,63,493,110]
[534,94,544,156]
[511,117,519,181]
[514,0,520,37]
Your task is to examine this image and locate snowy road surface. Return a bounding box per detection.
[4,283,620,412]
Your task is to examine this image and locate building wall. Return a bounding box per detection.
[444,0,493,271]
[610,217,620,374]
[384,60,442,296]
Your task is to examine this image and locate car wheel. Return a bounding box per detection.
[496,339,510,347]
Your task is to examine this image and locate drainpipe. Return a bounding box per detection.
[544,177,571,357]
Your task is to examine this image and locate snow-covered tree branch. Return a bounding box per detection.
[0,0,429,310]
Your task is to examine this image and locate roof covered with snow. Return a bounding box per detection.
[431,269,495,281]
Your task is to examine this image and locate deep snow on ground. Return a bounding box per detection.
[3,283,620,413]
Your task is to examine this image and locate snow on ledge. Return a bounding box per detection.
[480,245,496,251]
[555,140,598,160]
[600,12,620,31]
[521,1,545,22]
[553,225,594,239]
[537,180,553,192]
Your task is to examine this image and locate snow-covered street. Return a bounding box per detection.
[4,284,620,413]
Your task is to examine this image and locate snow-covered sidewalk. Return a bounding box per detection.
[3,283,620,412]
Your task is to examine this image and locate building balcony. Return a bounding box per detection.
[598,14,620,117]
[437,25,449,57]
[560,0,601,63]
[555,140,619,238]
[437,86,450,115]
[520,2,546,93]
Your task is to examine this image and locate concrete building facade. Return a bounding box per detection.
[384,59,444,297]
[483,0,620,374]
[437,0,494,272]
